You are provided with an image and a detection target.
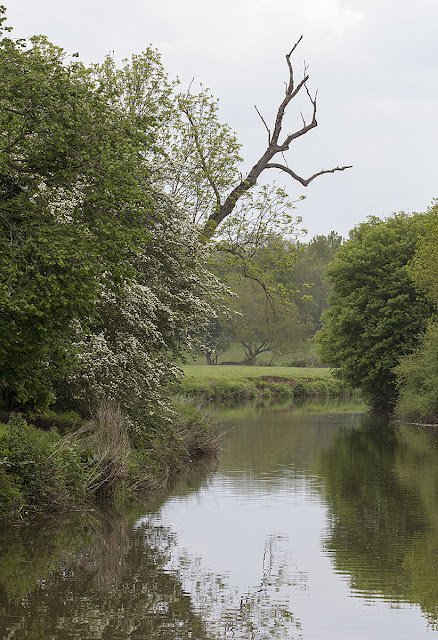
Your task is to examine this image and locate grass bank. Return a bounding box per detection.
[0,398,217,525]
[180,365,352,403]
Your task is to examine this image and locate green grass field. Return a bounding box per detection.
[184,340,316,368]
[0,422,7,437]
[182,365,332,380]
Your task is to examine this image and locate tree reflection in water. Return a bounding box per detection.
[0,510,210,639]
[318,412,438,629]
[0,507,305,639]
[152,527,306,640]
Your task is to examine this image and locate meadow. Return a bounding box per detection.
[182,364,332,381]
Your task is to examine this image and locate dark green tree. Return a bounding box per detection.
[409,200,438,304]
[395,322,438,423]
[394,201,438,423]
[0,10,159,408]
[317,213,436,409]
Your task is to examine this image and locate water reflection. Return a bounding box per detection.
[2,401,438,638]
[0,510,212,639]
[318,413,438,628]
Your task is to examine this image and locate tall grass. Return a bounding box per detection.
[58,401,131,500]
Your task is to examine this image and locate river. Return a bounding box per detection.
[1,398,438,639]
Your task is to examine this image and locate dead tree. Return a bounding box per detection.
[199,37,352,241]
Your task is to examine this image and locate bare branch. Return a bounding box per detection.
[265,162,353,187]
[285,35,303,94]
[254,105,271,144]
[199,37,352,240]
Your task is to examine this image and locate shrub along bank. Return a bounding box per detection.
[179,366,352,403]
[0,400,217,525]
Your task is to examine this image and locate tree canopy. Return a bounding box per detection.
[0,8,223,414]
[317,213,436,409]
[409,201,438,305]
[394,201,438,423]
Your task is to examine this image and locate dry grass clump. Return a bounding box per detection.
[60,400,131,500]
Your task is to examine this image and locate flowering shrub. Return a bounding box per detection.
[67,193,227,431]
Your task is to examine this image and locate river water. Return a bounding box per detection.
[1,399,438,639]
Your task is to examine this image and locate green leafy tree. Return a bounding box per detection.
[292,232,344,331]
[65,195,225,428]
[394,202,438,423]
[409,200,438,304]
[317,214,436,409]
[0,10,223,414]
[395,322,438,423]
[0,11,159,408]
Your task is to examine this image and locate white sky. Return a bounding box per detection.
[7,0,438,238]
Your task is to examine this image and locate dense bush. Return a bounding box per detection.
[0,400,219,523]
[0,415,86,521]
[395,323,438,423]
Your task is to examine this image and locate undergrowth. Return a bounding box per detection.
[179,375,349,402]
[0,398,218,525]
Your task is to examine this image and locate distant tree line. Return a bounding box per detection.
[202,231,344,365]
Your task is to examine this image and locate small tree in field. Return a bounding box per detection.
[228,279,310,365]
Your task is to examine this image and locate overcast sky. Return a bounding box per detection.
[7,0,438,239]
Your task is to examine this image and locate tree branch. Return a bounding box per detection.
[199,37,351,241]
[180,103,222,214]
[264,163,353,186]
[254,105,271,144]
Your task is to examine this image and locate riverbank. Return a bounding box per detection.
[180,365,352,402]
[0,398,218,525]
[0,367,352,525]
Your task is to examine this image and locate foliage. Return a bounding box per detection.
[317,213,436,409]
[0,415,87,520]
[393,202,438,423]
[202,230,342,366]
[292,231,344,330]
[0,11,158,409]
[395,323,438,423]
[409,200,438,304]
[214,185,304,284]
[62,194,226,429]
[0,397,219,523]
[0,10,226,421]
[228,278,311,364]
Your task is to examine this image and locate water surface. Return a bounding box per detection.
[1,399,438,639]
